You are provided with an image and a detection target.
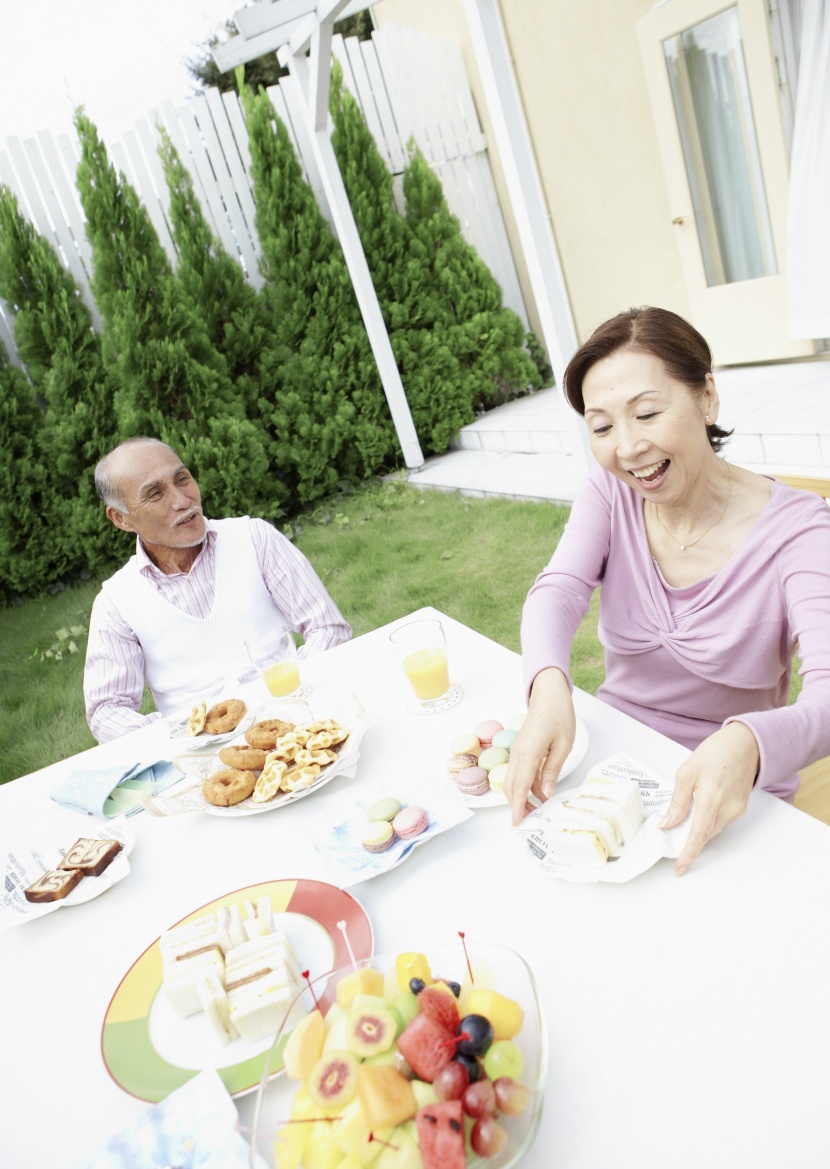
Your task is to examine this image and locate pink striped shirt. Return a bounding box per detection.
[84,519,351,742]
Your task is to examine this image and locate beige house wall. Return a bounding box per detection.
[372,0,691,347]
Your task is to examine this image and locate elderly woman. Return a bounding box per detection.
[505,307,830,872]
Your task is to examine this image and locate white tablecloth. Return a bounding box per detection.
[2,608,830,1168]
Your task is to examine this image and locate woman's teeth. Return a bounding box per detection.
[631,461,668,482]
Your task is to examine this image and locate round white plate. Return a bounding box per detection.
[441,718,590,808]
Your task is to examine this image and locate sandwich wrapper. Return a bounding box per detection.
[72,1069,266,1169]
[50,759,183,818]
[514,751,693,884]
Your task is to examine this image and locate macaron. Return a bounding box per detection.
[447,752,479,776]
[488,762,509,796]
[450,733,481,757]
[491,729,517,751]
[361,821,395,853]
[393,805,429,840]
[454,766,491,797]
[368,797,402,823]
[478,746,510,772]
[474,720,504,750]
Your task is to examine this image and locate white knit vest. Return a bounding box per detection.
[101,517,288,716]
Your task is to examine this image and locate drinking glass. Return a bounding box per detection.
[245,625,311,699]
[389,617,463,714]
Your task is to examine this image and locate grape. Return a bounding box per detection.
[453,1052,483,1082]
[462,1079,496,1119]
[456,1014,493,1057]
[446,980,461,998]
[409,977,426,995]
[434,1061,469,1102]
[470,1116,509,1157]
[483,1038,524,1080]
[493,1076,531,1116]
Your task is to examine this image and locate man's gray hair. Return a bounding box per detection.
[94,437,174,512]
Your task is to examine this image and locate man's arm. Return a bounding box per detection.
[84,591,165,742]
[249,519,351,656]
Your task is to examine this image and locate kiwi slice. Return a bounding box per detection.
[306,1049,358,1109]
[344,1004,398,1058]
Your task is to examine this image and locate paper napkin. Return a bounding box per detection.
[51,759,183,819]
[72,1069,267,1169]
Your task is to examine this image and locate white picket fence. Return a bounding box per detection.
[0,26,527,370]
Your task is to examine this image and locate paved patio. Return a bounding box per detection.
[407,356,830,503]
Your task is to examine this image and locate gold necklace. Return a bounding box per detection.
[656,462,733,551]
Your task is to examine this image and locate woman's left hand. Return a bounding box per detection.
[661,722,760,875]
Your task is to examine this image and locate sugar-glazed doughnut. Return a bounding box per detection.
[244,719,296,750]
[204,698,247,735]
[202,767,256,806]
[218,745,267,771]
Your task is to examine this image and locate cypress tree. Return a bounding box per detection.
[402,147,541,412]
[0,342,53,600]
[74,111,275,519]
[241,84,394,506]
[0,185,116,586]
[329,68,475,454]
[157,128,267,419]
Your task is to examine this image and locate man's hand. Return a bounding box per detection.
[504,668,575,826]
[661,722,760,875]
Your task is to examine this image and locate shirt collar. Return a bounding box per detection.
[137,520,217,578]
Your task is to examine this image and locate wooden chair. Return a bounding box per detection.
[775,474,830,499]
[776,474,830,823]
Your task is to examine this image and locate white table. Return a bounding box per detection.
[2,608,830,1169]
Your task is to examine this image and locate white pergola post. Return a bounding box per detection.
[213,0,424,468]
[460,0,592,471]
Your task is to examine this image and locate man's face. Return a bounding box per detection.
[106,445,206,551]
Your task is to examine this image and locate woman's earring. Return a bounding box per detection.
[705,415,711,423]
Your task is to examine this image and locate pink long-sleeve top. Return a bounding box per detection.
[522,466,830,797]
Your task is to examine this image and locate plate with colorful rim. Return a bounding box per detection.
[440,718,590,808]
[101,879,373,1103]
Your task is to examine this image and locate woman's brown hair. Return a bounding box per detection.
[563,306,732,452]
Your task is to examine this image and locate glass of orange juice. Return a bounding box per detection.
[245,626,311,699]
[389,618,463,714]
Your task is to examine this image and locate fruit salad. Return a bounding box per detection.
[272,944,542,1169]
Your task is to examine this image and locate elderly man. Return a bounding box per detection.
[84,436,351,742]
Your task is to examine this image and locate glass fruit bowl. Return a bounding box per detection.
[249,942,546,1169]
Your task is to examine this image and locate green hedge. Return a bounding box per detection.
[0,92,547,603]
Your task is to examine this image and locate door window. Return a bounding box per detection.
[663,7,777,285]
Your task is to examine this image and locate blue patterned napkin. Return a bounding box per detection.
[51,760,182,819]
[72,1069,265,1168]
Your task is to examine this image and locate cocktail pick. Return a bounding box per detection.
[301,969,321,1012]
[459,931,474,984]
[338,919,359,970]
[369,1133,400,1150]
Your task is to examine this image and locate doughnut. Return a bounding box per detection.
[204,698,247,735]
[187,700,207,736]
[244,719,296,750]
[202,767,256,807]
[218,745,267,771]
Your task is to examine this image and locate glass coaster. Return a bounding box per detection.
[405,683,463,715]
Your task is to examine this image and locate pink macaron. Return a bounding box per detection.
[454,766,490,797]
[474,720,504,750]
[393,805,429,840]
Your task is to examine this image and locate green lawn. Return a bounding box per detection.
[0,477,799,785]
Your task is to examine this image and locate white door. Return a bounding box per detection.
[637,0,816,363]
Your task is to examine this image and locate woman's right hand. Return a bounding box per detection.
[504,668,576,826]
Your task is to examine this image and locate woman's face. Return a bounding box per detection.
[581,348,718,505]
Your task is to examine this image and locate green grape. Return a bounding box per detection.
[482,1038,524,1081]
